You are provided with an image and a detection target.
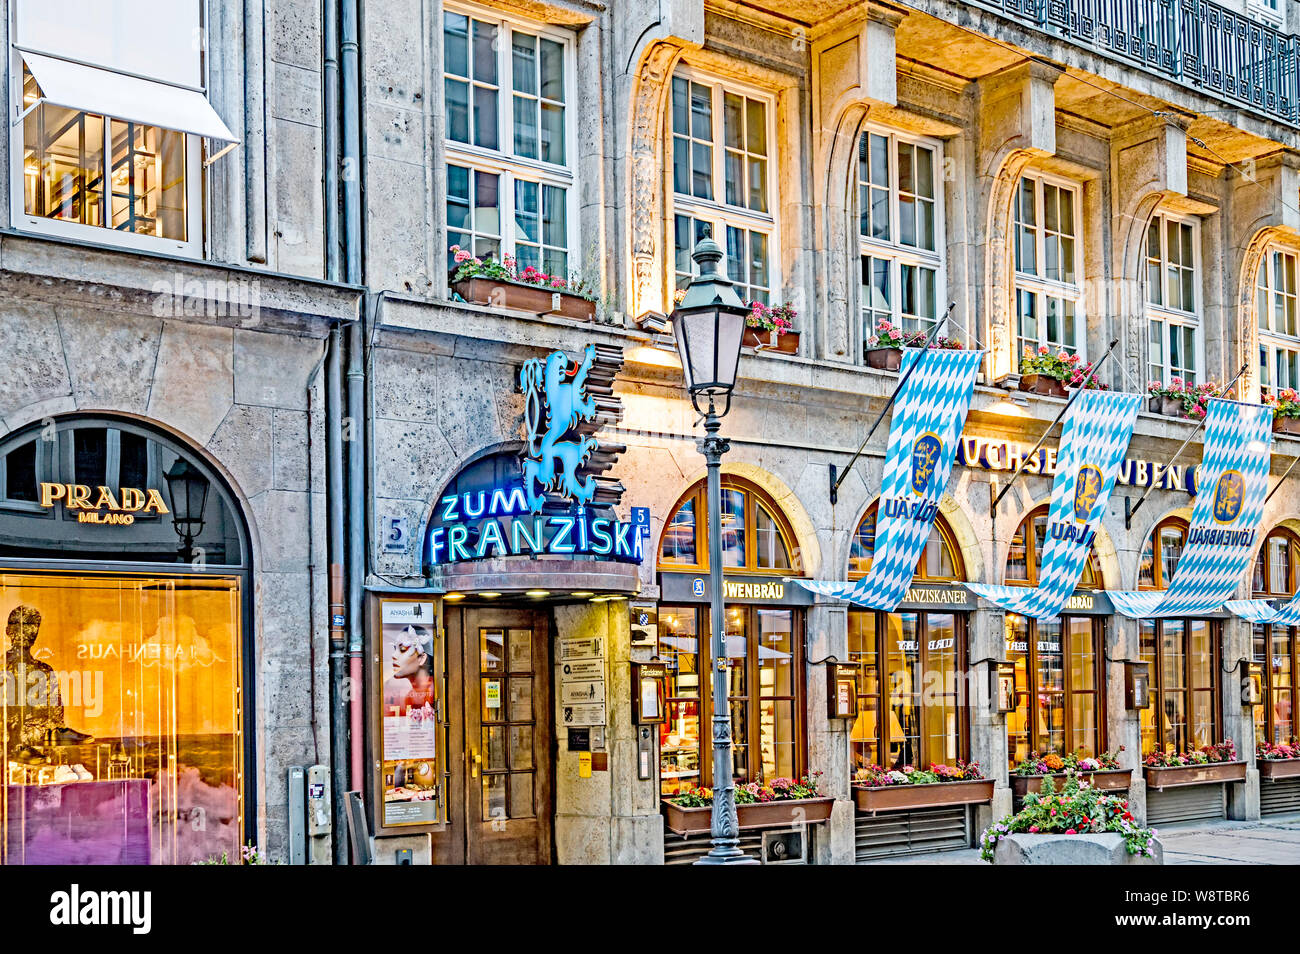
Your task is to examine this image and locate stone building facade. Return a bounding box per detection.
[1,0,1299,866]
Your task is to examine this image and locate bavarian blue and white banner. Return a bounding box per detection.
[793,348,983,610]
[1225,595,1300,625]
[964,389,1142,619]
[1110,398,1274,619]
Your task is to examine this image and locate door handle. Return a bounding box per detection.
[470,748,481,779]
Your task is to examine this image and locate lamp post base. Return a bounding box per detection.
[694,845,759,865]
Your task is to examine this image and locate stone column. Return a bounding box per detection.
[1221,613,1260,821]
[969,601,1011,831]
[806,600,853,864]
[1107,614,1147,823]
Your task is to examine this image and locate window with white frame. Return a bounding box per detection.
[1146,213,1202,385]
[1257,247,1300,392]
[9,0,234,256]
[857,128,943,359]
[1014,174,1084,360]
[443,6,574,279]
[670,71,775,304]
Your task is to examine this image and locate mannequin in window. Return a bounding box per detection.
[3,605,93,764]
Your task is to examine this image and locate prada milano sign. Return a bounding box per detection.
[955,437,1197,494]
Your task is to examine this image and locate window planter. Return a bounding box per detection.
[1143,760,1247,791]
[1272,415,1300,436]
[864,347,903,371]
[1259,758,1300,780]
[1010,769,1131,798]
[1018,374,1067,398]
[451,278,596,322]
[742,328,800,355]
[661,796,834,835]
[852,778,994,814]
[1148,396,1185,417]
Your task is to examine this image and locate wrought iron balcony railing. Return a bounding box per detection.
[974,0,1298,125]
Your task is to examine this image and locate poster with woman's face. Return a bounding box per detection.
[379,601,439,826]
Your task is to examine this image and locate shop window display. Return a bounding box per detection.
[1251,528,1300,746]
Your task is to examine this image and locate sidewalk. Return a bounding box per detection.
[866,814,1300,864]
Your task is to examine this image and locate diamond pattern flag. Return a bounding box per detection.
[1225,595,1300,625]
[1110,398,1274,619]
[792,348,983,610]
[965,389,1142,619]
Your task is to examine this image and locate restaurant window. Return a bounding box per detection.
[1257,247,1300,393]
[11,1,233,256]
[657,604,803,794]
[846,508,968,771]
[657,477,800,573]
[1252,527,1299,746]
[443,6,575,277]
[1137,515,1187,589]
[1146,213,1202,386]
[670,70,776,304]
[0,416,250,865]
[857,127,944,361]
[1014,172,1085,359]
[1001,506,1105,766]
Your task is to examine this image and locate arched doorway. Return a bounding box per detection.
[655,476,806,795]
[1000,504,1108,770]
[0,415,252,865]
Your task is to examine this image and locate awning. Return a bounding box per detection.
[20,51,238,142]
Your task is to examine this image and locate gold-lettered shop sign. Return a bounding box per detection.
[956,437,1197,494]
[39,482,169,525]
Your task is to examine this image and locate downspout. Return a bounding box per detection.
[340,0,367,821]
[323,0,349,864]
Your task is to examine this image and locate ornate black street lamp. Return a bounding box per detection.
[164,457,210,561]
[670,239,756,865]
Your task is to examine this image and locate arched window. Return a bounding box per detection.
[1004,504,1102,589]
[845,506,968,773]
[847,501,962,581]
[1138,515,1188,589]
[1252,527,1299,746]
[1257,246,1300,393]
[658,477,799,573]
[1133,516,1220,754]
[1001,506,1105,767]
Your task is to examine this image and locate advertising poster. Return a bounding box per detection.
[380,601,440,825]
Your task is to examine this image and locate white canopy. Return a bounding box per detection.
[21,51,238,143]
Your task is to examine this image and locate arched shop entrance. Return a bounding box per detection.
[845,502,980,860]
[656,476,810,862]
[0,415,252,865]
[1136,514,1231,825]
[1251,526,1300,815]
[1002,505,1109,771]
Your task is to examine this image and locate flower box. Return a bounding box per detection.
[852,778,994,814]
[742,328,800,355]
[660,796,834,835]
[451,278,596,321]
[1259,758,1300,780]
[1143,760,1247,791]
[1018,374,1067,398]
[865,347,903,371]
[1147,396,1185,417]
[1010,769,1131,797]
[993,832,1162,865]
[1273,415,1300,436]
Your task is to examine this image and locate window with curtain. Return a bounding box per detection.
[443,7,573,278]
[1252,528,1299,746]
[1146,213,1202,386]
[857,127,944,361]
[1258,248,1300,393]
[1001,506,1105,766]
[1014,173,1084,360]
[670,71,775,304]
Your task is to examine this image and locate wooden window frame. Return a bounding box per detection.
[847,501,964,582]
[1138,515,1189,590]
[656,476,801,575]
[1139,618,1222,755]
[1253,527,1300,597]
[1252,622,1298,746]
[1003,504,1102,589]
[847,609,971,770]
[657,602,806,793]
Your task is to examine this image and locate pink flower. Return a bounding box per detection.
[1065,828,1077,835]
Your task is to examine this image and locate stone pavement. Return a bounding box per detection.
[866,813,1300,864]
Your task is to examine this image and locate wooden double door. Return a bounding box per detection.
[434,606,553,865]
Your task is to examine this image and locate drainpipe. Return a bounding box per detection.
[340,0,367,824]
[323,0,349,864]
